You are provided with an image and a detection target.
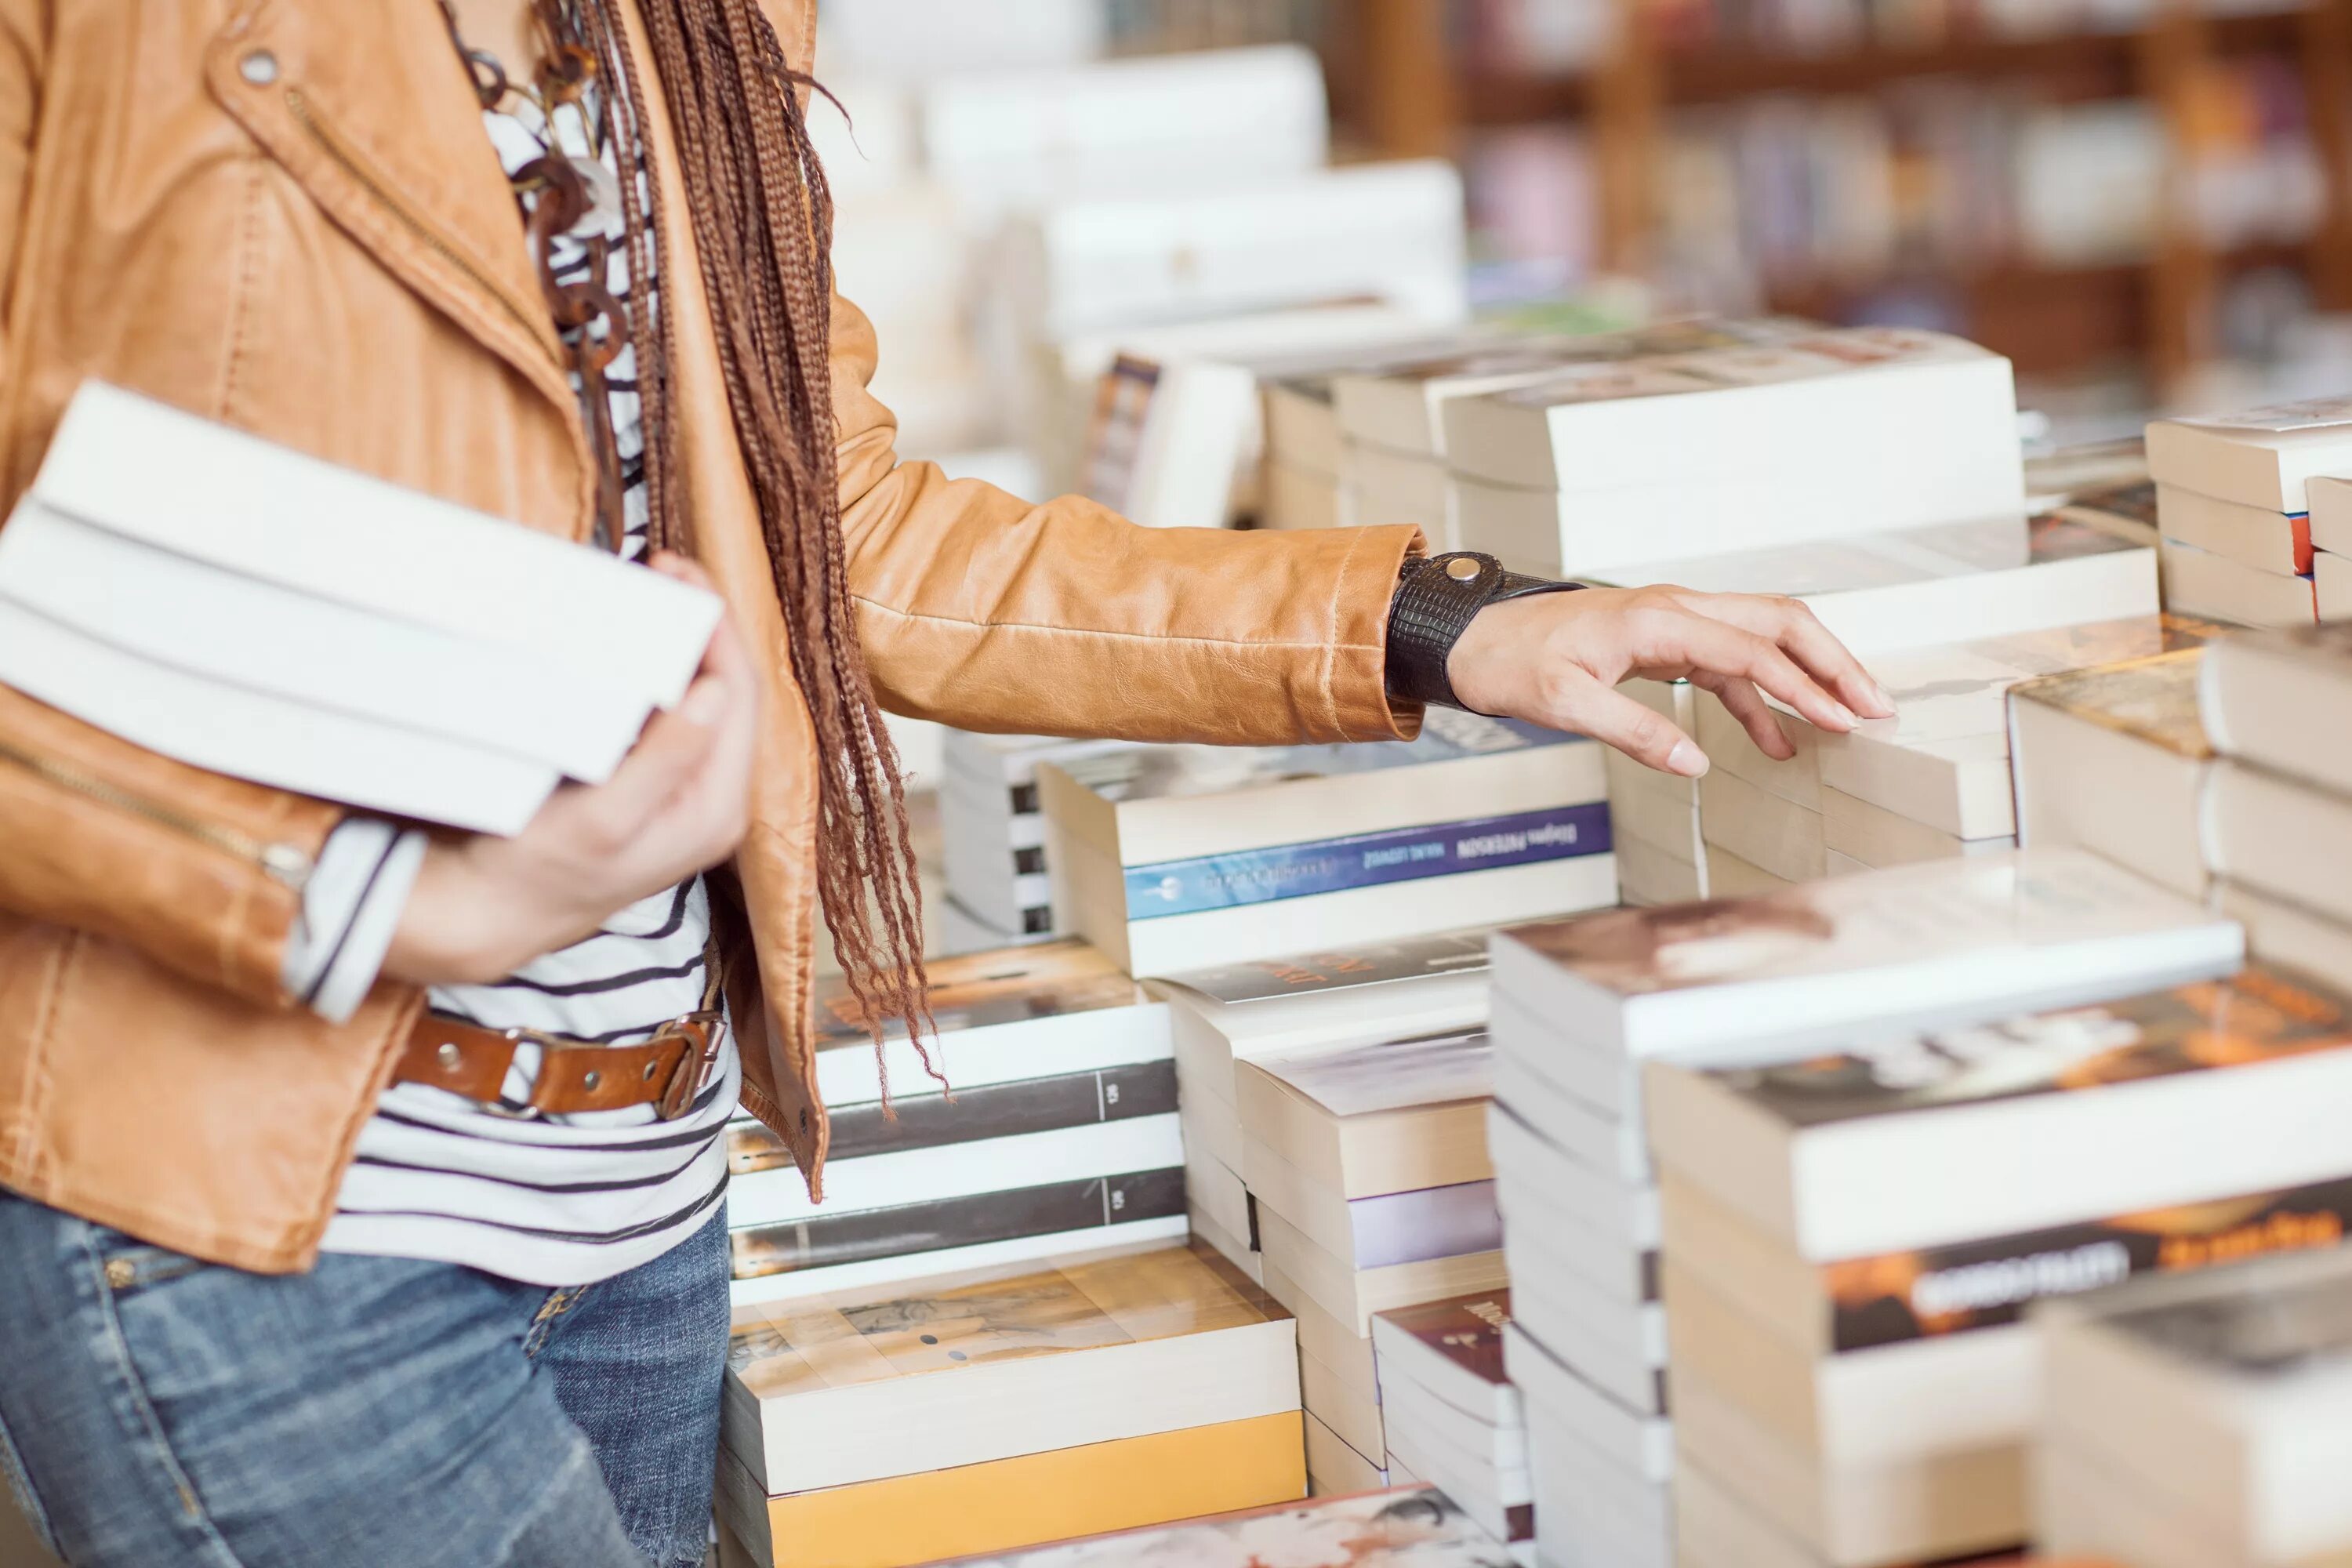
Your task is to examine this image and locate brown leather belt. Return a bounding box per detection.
[393,1010,723,1120]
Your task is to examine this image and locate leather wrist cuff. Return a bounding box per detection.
[1385,551,1582,713]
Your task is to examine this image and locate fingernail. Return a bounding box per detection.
[680,682,726,727]
[1666,739,1708,778]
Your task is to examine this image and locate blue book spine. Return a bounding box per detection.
[1123,801,1613,920]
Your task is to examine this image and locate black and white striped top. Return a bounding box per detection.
[282,65,739,1287]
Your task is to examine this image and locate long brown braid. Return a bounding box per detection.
[581,0,938,1092]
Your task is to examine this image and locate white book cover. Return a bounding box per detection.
[1490,848,2242,1062]
[2146,395,2352,514]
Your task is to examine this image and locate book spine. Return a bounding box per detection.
[1123,801,1613,920]
[729,1060,1178,1173]
[1824,1171,2352,1352]
[728,1167,1186,1279]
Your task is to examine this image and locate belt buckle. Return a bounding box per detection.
[474,1026,575,1120]
[655,1010,724,1121]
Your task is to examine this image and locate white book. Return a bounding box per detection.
[27,382,717,710]
[1821,786,2012,869]
[2156,482,2311,576]
[1503,1322,1671,1484]
[2161,536,2318,628]
[1693,687,1822,810]
[1616,836,1708,908]
[721,1215,1189,1312]
[2307,473,2352,560]
[2145,396,2352,514]
[1489,848,2241,1064]
[2320,548,2352,622]
[1340,441,1454,546]
[1501,1218,1668,1415]
[2202,757,2352,928]
[2219,880,2352,991]
[1441,326,2022,504]
[1646,965,2352,1261]
[1595,514,2158,657]
[1699,769,1825,884]
[2199,623,2352,798]
[2038,1246,2352,1563]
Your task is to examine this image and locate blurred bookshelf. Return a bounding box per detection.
[1336,0,2352,398]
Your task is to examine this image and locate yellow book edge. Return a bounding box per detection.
[722,1410,1306,1568]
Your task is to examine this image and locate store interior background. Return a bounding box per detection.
[2,2,2343,1562]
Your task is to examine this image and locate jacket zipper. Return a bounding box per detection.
[0,741,314,890]
[281,89,560,369]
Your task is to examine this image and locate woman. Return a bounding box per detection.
[0,2,1889,1564]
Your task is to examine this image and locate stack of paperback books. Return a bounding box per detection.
[1483,851,2241,1568]
[1036,710,1613,978]
[2009,644,2216,902]
[938,730,1134,947]
[1604,679,1711,906]
[2201,626,2352,980]
[2037,1247,2352,1568]
[1698,613,2204,892]
[723,941,1184,1309]
[715,1243,1305,1567]
[1372,1292,1533,1559]
[1444,326,2026,577]
[1649,967,2352,1566]
[2146,397,2352,626]
[1257,331,1493,536]
[1149,932,1492,1283]
[1236,1029,1507,1496]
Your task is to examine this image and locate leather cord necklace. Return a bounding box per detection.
[437,0,637,552]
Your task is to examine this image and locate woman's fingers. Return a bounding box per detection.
[1675,590,1893,719]
[1691,670,1795,760]
[1549,671,1709,778]
[1649,608,1858,734]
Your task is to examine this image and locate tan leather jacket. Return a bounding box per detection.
[0,0,1421,1272]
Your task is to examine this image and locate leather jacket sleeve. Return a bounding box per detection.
[828,288,1426,747]
[0,5,332,1008]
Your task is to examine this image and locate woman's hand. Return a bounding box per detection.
[384,554,760,987]
[1446,585,1895,778]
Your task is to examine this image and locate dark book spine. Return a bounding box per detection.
[728,1166,1186,1279]
[728,1059,1179,1174]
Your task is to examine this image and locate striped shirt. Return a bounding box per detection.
[284,61,739,1287]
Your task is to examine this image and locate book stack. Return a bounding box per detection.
[1258,332,1494,536]
[0,383,721,838]
[715,1243,1305,1567]
[939,729,1135,946]
[1236,1029,1508,1503]
[1649,966,2352,1567]
[723,940,1185,1310]
[2145,398,2352,627]
[2009,645,2216,902]
[1373,1293,1533,1559]
[2037,1244,2352,1568]
[1149,932,1492,1285]
[2201,626,2352,983]
[1036,710,1613,978]
[1482,851,2243,1568]
[1445,326,2027,578]
[1606,680,1711,906]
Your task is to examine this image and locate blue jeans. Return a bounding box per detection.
[0,1192,729,1568]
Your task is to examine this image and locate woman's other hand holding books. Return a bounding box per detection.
[383,554,760,986]
[1447,585,1894,780]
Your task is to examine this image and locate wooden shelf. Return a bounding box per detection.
[1660,31,2137,101]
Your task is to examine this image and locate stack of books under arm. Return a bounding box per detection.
[714,1242,1305,1568]
[2200,626,2352,981]
[1036,708,1614,979]
[2036,1245,2352,1568]
[1373,1292,1532,1560]
[1482,850,2244,1568]
[937,729,1136,949]
[1653,962,2352,1568]
[1232,1026,1509,1517]
[2145,397,2352,628]
[723,940,1184,1310]
[1146,931,1492,1287]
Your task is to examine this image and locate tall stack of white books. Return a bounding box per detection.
[2146,397,2352,626]
[1481,851,2242,1568]
[1650,964,2352,1566]
[938,729,1134,948]
[2038,1244,2352,1568]
[1445,326,2028,578]
[1603,680,1710,906]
